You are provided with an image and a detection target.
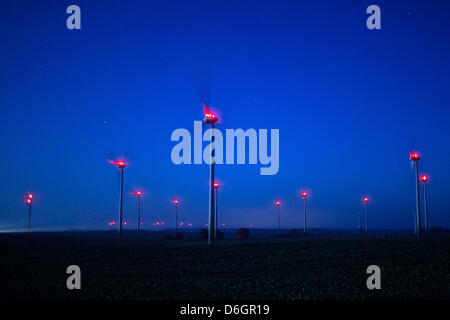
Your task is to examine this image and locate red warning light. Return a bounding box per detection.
[409,152,420,161]
[112,160,126,168]
[203,103,219,124]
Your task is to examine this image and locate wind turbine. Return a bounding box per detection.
[301,192,308,233]
[410,152,421,237]
[275,201,281,235]
[214,182,219,239]
[25,194,33,231]
[132,191,142,232]
[111,160,126,238]
[172,199,179,234]
[203,104,219,244]
[363,196,369,234]
[420,175,429,235]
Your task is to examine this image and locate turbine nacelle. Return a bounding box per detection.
[409,152,420,161]
[112,160,126,168]
[204,112,218,124]
[203,103,219,124]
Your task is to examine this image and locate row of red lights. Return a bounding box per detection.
[276,195,367,205]
[98,221,230,227]
[275,191,308,206]
[24,106,433,232]
[25,170,430,208]
[27,150,431,217]
[106,221,199,227]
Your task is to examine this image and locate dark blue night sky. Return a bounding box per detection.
[1,0,449,230]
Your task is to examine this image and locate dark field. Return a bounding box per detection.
[0,231,449,300]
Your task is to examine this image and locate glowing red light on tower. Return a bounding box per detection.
[26,199,31,204]
[409,152,420,161]
[420,175,428,183]
[172,200,179,205]
[27,194,33,199]
[134,191,142,196]
[203,103,219,124]
[204,112,218,123]
[112,160,126,168]
[214,183,219,188]
[363,197,369,204]
[275,201,281,206]
[301,192,307,198]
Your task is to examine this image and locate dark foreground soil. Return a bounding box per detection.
[0,231,448,300]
